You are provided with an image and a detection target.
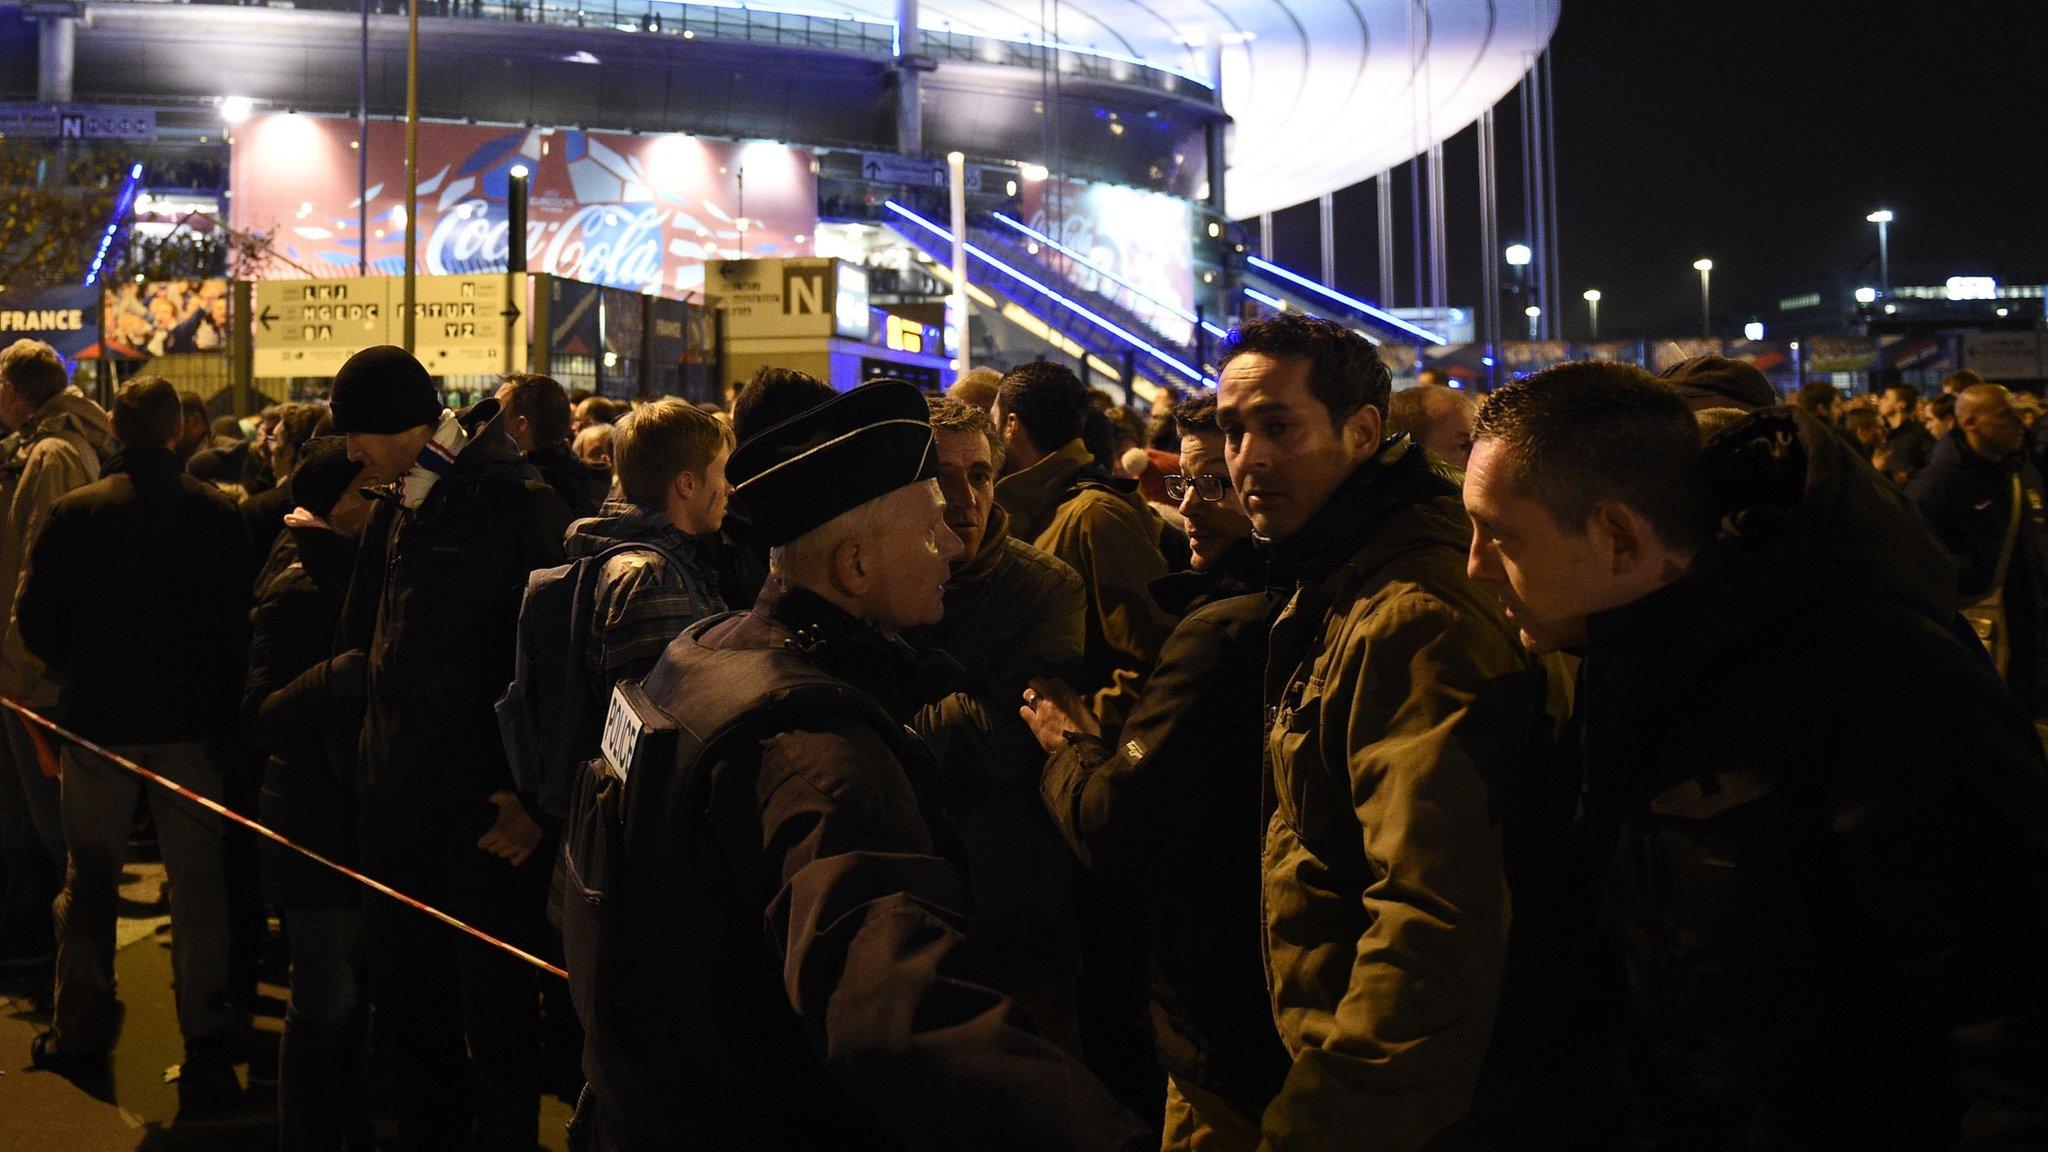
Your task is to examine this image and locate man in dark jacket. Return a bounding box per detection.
[331,346,571,1152]
[1466,366,2048,1149]
[242,438,374,1151]
[1021,388,1280,1149]
[992,362,1174,1118]
[1220,315,1571,1152]
[1908,382,2048,716]
[563,380,1147,1151]
[906,395,1089,1055]
[17,377,252,1107]
[498,372,611,519]
[1877,383,1934,485]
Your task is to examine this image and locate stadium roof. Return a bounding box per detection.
[869,0,1561,217]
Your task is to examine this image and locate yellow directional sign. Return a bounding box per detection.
[253,273,526,378]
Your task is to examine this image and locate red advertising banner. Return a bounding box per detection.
[230,115,817,298]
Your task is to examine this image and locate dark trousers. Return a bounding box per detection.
[0,711,62,934]
[279,906,371,1152]
[361,793,548,1152]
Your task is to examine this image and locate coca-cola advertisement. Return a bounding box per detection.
[229,115,817,298]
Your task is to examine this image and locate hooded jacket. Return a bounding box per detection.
[16,445,250,745]
[340,399,572,808]
[0,386,113,703]
[995,437,1174,735]
[1583,409,2048,1149]
[1254,437,1569,1152]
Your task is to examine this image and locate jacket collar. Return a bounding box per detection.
[1150,534,1264,617]
[102,444,183,478]
[1263,434,1456,588]
[946,501,1014,588]
[753,581,964,721]
[995,437,1096,541]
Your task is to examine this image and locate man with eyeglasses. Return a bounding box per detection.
[1024,392,1285,1150]
[1153,395,1260,617]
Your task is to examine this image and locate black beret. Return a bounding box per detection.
[1658,354,1778,413]
[289,436,362,519]
[329,345,442,434]
[728,379,938,547]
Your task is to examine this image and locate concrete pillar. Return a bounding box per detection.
[1203,41,1226,214]
[37,9,77,104]
[895,0,923,154]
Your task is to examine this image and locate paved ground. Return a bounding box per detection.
[0,862,574,1151]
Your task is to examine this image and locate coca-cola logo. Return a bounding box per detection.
[425,199,668,292]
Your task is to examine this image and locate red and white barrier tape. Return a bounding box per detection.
[1,697,568,982]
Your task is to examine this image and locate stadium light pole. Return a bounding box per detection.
[1693,258,1714,338]
[1524,305,1541,341]
[402,0,419,352]
[1866,209,1894,298]
[1582,289,1602,341]
[947,150,970,374]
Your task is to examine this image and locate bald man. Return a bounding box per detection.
[1386,383,1478,470]
[1909,384,2048,715]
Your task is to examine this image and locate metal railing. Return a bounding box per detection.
[166,0,1205,99]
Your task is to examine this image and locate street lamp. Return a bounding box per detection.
[1504,244,1532,268]
[1524,305,1542,341]
[1744,321,1765,341]
[1693,258,1714,338]
[1582,289,1602,341]
[1854,286,1878,305]
[219,95,254,125]
[1866,209,1894,298]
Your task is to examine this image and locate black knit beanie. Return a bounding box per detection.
[329,345,441,434]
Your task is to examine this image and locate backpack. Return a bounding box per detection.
[497,539,687,818]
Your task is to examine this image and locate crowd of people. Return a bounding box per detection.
[0,316,2044,1152]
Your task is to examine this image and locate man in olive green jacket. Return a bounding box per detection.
[992,363,1173,736]
[1216,316,1569,1152]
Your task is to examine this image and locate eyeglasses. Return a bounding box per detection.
[1164,473,1231,503]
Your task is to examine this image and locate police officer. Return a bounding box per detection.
[563,380,1147,1151]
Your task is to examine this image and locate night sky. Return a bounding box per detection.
[1262,0,2048,340]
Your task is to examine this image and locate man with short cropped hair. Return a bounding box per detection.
[17,377,251,1108]
[1386,383,1478,470]
[1878,383,1933,484]
[992,361,1172,734]
[1148,394,1258,616]
[1216,314,1568,1151]
[565,380,1147,1151]
[565,398,733,692]
[499,373,610,519]
[0,338,111,970]
[1467,364,2048,1148]
[907,395,1088,1054]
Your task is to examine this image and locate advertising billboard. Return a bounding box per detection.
[1020,178,1196,348]
[101,279,232,360]
[230,115,817,299]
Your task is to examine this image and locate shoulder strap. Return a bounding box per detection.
[1992,473,2024,593]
